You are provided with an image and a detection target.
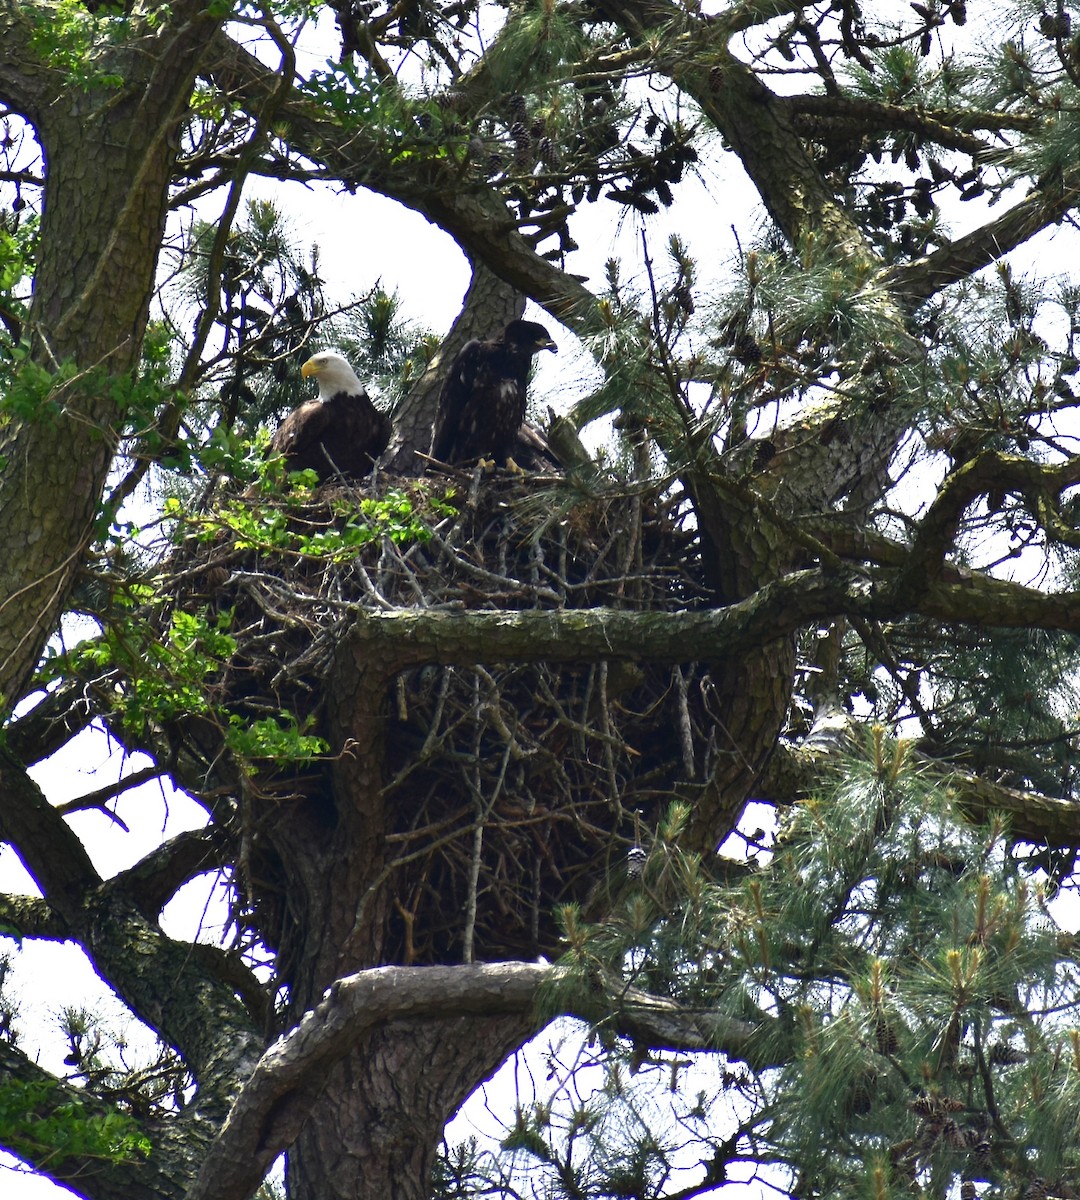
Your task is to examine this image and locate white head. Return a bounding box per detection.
[300,351,365,400]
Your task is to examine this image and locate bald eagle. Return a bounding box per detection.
[271,351,391,482]
[431,320,557,467]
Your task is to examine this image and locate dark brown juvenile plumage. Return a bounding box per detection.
[432,320,557,467]
[271,351,391,481]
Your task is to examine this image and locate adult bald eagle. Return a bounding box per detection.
[431,320,558,467]
[271,351,391,482]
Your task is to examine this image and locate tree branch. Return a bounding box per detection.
[55,766,163,820]
[107,827,230,919]
[784,92,1037,156]
[187,961,769,1200]
[883,174,1080,305]
[334,569,878,689]
[3,678,105,767]
[761,738,1080,846]
[332,556,1080,689]
[204,31,598,328]
[0,744,102,919]
[0,892,67,939]
[0,747,261,1088]
[895,451,1080,600]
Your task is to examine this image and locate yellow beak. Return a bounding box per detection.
[301,358,319,379]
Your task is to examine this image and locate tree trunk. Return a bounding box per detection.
[288,1016,532,1200]
[0,7,217,708]
[268,654,537,1199]
[385,260,525,471]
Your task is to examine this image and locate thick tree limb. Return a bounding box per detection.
[333,566,1080,687]
[334,570,877,688]
[784,93,1036,157]
[0,744,103,918]
[883,173,1080,305]
[204,31,598,328]
[0,748,260,1086]
[761,739,1080,847]
[0,892,67,939]
[896,451,1080,600]
[187,961,767,1200]
[107,827,230,920]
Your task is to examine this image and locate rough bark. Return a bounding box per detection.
[0,2,221,708]
[5,4,1080,1199]
[385,261,525,471]
[190,962,766,1200]
[290,1017,531,1200]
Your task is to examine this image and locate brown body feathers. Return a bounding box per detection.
[272,351,391,481]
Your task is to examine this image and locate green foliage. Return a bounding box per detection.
[525,730,1080,1199]
[226,712,327,765]
[337,287,439,405]
[749,238,908,363]
[0,344,74,425]
[1005,86,1080,185]
[914,626,1080,797]
[179,484,455,560]
[24,0,171,90]
[42,604,236,731]
[0,1078,150,1171]
[172,199,330,437]
[39,481,453,779]
[0,336,173,445]
[481,0,592,94]
[299,62,466,164]
[169,201,434,446]
[0,211,35,330]
[572,247,700,471]
[38,594,335,777]
[846,36,975,112]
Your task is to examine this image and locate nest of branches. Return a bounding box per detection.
[163,468,732,964]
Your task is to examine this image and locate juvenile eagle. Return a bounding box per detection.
[431,320,558,467]
[271,351,391,481]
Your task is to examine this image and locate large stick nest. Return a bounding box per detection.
[164,469,743,964]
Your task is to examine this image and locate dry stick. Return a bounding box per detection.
[345,552,396,611]
[673,664,696,781]
[347,811,504,953]
[462,672,486,964]
[422,522,561,602]
[375,535,429,605]
[462,744,510,966]
[384,805,474,846]
[56,766,162,818]
[598,661,619,804]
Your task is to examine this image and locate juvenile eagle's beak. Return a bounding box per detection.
[538,338,558,354]
[301,358,319,379]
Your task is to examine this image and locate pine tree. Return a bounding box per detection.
[3,2,1080,1199]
